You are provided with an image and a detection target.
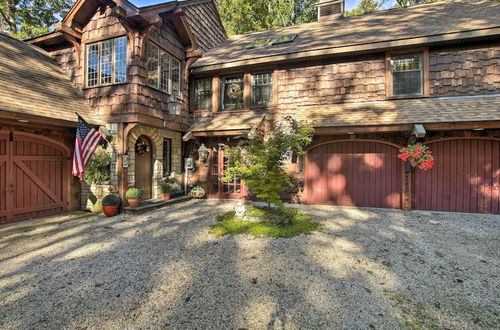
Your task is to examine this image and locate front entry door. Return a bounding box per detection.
[209,148,246,199]
[135,135,152,200]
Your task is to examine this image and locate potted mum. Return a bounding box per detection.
[398,143,434,170]
[125,187,142,207]
[102,193,121,217]
[160,183,173,200]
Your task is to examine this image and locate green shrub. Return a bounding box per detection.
[160,183,173,193]
[84,148,112,184]
[125,188,142,200]
[102,193,121,206]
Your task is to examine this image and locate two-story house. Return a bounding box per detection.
[29,0,226,204]
[184,0,500,214]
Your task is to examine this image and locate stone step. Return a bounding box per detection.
[123,195,192,215]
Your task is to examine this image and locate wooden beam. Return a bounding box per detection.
[424,121,500,131]
[56,22,82,40]
[101,113,189,132]
[314,124,413,135]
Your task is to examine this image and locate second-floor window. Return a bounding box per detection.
[194,78,212,110]
[147,42,181,95]
[220,75,244,111]
[251,72,273,106]
[391,53,423,96]
[86,37,127,87]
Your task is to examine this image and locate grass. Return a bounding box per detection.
[210,205,321,238]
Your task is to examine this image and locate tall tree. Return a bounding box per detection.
[0,0,73,39]
[219,0,318,35]
[394,0,435,7]
[345,0,382,16]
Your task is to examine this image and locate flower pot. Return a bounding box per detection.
[102,205,119,217]
[161,193,171,200]
[127,199,140,207]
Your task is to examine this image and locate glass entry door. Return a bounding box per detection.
[210,148,246,199]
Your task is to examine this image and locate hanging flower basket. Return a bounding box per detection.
[398,143,434,170]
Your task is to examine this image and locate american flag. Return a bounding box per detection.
[72,115,102,180]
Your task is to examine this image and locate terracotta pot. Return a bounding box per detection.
[127,199,140,207]
[102,205,119,217]
[161,193,171,200]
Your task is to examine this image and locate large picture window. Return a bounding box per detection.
[220,75,244,111]
[391,53,423,96]
[147,42,181,95]
[86,37,127,87]
[194,78,212,110]
[251,72,273,106]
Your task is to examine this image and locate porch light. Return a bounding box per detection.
[198,143,209,163]
[167,91,183,116]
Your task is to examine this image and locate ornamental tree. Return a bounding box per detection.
[222,116,314,212]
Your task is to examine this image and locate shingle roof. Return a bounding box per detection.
[192,0,500,71]
[183,114,265,140]
[289,95,500,127]
[0,33,102,126]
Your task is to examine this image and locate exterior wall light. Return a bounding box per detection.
[198,143,209,163]
[167,92,183,116]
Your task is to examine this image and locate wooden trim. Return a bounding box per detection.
[81,32,128,46]
[307,138,403,153]
[425,136,500,144]
[273,70,279,106]
[385,47,429,99]
[424,121,500,131]
[243,73,251,109]
[14,160,63,203]
[191,27,500,73]
[3,131,71,155]
[212,76,220,112]
[191,130,248,137]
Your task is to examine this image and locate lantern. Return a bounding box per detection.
[198,143,209,163]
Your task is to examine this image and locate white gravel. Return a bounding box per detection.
[0,200,498,329]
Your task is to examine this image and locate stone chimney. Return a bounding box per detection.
[317,0,345,22]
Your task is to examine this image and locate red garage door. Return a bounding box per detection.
[0,131,70,224]
[413,138,500,214]
[305,140,403,209]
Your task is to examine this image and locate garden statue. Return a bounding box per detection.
[235,200,246,218]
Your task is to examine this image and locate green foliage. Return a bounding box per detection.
[219,0,318,35]
[222,116,314,212]
[160,183,173,194]
[102,193,121,206]
[345,0,382,16]
[211,205,321,238]
[0,0,74,39]
[125,188,142,200]
[84,148,112,184]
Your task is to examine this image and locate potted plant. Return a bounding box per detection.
[102,193,121,217]
[398,143,434,170]
[126,187,142,207]
[160,183,173,200]
[190,186,205,199]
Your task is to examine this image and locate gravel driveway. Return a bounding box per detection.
[0,200,498,329]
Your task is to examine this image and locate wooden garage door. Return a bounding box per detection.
[305,140,403,209]
[413,138,500,214]
[0,131,70,224]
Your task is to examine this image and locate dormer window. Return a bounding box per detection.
[147,41,181,95]
[86,36,127,87]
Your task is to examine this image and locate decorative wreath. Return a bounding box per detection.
[135,136,151,155]
[226,83,243,99]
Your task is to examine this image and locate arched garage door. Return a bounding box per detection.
[413,138,500,214]
[0,131,70,224]
[305,140,403,209]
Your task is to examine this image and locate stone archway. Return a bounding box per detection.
[128,126,163,199]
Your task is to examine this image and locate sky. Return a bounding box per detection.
[131,0,396,11]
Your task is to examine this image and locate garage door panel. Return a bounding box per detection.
[306,140,402,209]
[414,138,500,214]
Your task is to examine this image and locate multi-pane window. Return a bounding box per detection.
[220,75,244,111]
[391,53,423,96]
[194,78,212,110]
[86,37,127,87]
[251,72,273,106]
[147,41,181,95]
[163,139,171,176]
